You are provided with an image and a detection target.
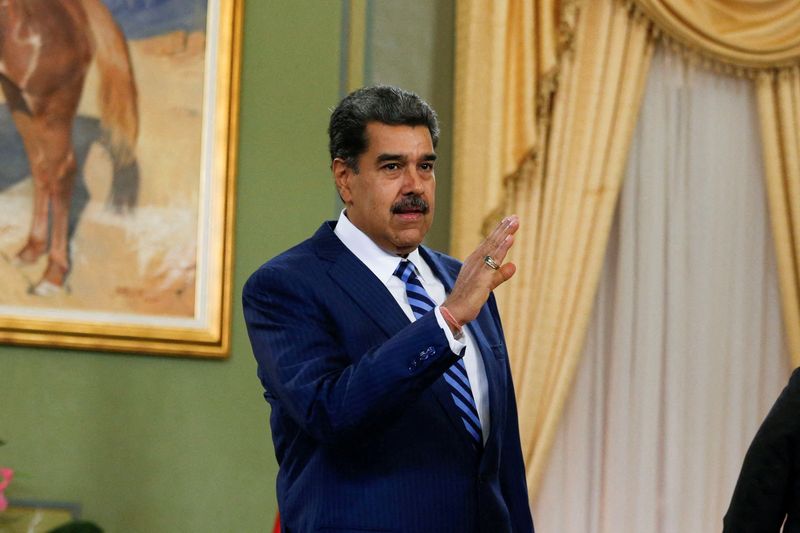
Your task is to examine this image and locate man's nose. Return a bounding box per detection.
[401,167,425,194]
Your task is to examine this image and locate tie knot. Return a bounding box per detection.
[393,260,416,282]
[394,260,435,320]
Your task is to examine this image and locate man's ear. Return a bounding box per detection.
[332,158,353,204]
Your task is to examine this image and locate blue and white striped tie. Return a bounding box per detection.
[394,260,483,447]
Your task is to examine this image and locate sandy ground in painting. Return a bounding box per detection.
[0,32,206,318]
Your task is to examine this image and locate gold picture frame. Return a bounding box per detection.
[0,0,242,358]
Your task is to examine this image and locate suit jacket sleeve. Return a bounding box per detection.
[243,263,462,445]
[723,367,800,532]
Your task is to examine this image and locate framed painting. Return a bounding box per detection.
[0,0,242,357]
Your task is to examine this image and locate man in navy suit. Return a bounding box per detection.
[243,85,534,533]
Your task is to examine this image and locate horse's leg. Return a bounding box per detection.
[10,112,76,289]
[16,79,84,292]
[9,112,51,264]
[20,107,77,294]
[0,77,50,264]
[17,180,49,263]
[38,65,91,290]
[40,122,77,289]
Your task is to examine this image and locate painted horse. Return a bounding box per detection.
[0,0,139,294]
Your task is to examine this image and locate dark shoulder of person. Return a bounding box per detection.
[723,367,800,533]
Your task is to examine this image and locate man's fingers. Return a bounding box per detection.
[477,231,515,272]
[460,214,519,286]
[490,234,515,265]
[484,215,519,250]
[486,216,511,242]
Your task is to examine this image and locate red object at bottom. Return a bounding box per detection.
[273,511,280,533]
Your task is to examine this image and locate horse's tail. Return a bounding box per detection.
[80,0,140,210]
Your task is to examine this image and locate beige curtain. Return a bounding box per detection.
[454,0,654,495]
[757,70,800,367]
[537,47,790,531]
[628,0,800,374]
[630,2,800,366]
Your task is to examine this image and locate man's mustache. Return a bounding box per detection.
[391,195,429,214]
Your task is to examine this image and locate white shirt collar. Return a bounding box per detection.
[333,209,429,284]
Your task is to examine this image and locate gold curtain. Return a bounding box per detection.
[505,2,653,495]
[631,0,800,71]
[451,0,573,259]
[757,70,800,367]
[453,0,654,496]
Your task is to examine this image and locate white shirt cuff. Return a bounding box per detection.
[434,306,466,355]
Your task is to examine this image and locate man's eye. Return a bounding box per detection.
[420,163,434,171]
[383,163,400,171]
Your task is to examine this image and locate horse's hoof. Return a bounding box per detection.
[37,259,68,289]
[16,241,47,264]
[30,280,64,296]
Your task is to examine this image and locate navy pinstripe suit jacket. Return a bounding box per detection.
[243,221,534,533]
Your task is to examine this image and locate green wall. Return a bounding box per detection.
[0,1,457,530]
[0,2,342,531]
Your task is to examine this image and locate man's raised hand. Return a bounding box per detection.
[443,215,519,325]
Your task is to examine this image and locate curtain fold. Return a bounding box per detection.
[451,0,577,258]
[757,69,800,367]
[631,0,800,70]
[499,0,653,495]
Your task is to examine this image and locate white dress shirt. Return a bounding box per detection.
[334,210,490,441]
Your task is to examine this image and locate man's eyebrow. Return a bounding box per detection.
[375,153,438,163]
[376,153,407,163]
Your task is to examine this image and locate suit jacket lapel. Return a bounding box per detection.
[314,222,410,337]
